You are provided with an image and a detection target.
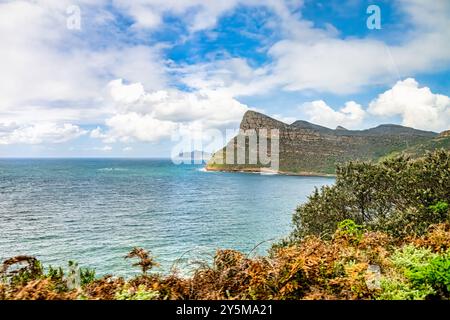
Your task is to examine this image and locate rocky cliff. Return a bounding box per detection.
[206,110,439,175]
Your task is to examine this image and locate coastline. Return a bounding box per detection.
[204,166,336,177]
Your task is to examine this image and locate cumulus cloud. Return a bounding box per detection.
[269,39,394,94]
[113,0,289,32]
[0,123,87,145]
[1,0,450,151]
[178,58,277,97]
[268,0,450,94]
[302,100,366,129]
[93,79,249,143]
[0,2,167,121]
[301,78,450,132]
[368,78,450,132]
[104,113,178,143]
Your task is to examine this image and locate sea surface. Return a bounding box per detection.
[0,159,334,277]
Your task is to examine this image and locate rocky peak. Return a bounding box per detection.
[239,110,288,131]
[207,110,443,175]
[290,120,332,133]
[439,130,450,138]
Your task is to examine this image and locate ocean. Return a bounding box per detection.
[0,159,334,277]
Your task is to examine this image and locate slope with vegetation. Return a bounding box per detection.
[206,110,443,175]
[1,150,449,300]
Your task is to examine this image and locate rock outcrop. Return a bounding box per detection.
[206,110,439,175]
[440,130,450,138]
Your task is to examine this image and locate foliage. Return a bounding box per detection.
[80,267,96,287]
[0,256,43,287]
[390,245,437,270]
[125,247,159,274]
[377,278,435,300]
[2,223,448,300]
[335,219,364,244]
[406,253,450,299]
[2,150,449,300]
[115,284,160,300]
[429,201,449,216]
[290,150,450,240]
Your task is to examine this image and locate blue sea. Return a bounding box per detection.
[0,159,334,277]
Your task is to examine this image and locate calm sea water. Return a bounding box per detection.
[0,159,334,276]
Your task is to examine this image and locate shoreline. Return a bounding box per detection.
[204,166,336,177]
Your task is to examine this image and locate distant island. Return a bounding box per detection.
[206,110,449,175]
[174,150,212,163]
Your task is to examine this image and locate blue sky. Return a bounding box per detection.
[0,0,449,157]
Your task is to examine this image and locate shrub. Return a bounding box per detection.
[125,247,159,274]
[115,284,159,300]
[0,256,43,286]
[290,150,450,241]
[335,219,364,244]
[377,278,435,300]
[406,253,450,299]
[1,224,449,300]
[390,245,437,270]
[379,245,450,300]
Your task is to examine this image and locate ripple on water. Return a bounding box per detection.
[0,159,334,277]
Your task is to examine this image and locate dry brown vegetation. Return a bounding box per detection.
[1,222,449,300]
[2,150,449,300]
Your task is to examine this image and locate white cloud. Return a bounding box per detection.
[368,78,450,132]
[267,0,450,94]
[271,114,297,125]
[178,58,277,97]
[93,79,249,143]
[270,38,395,94]
[90,127,107,139]
[94,145,112,152]
[0,123,87,145]
[300,78,450,132]
[104,113,178,143]
[0,2,167,122]
[108,79,145,104]
[1,0,450,152]
[112,0,242,32]
[302,100,366,129]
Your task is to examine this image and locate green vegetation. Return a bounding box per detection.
[1,150,449,300]
[2,223,450,300]
[288,150,450,240]
[207,110,442,175]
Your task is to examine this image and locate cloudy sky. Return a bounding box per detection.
[0,0,449,157]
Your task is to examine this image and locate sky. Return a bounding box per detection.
[0,0,449,157]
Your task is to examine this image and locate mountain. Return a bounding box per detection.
[175,150,212,163]
[206,110,441,175]
[383,130,450,160]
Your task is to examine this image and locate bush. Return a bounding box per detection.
[1,223,450,300]
[390,245,437,270]
[378,278,435,300]
[115,284,160,300]
[290,150,450,241]
[406,253,450,299]
[377,245,450,300]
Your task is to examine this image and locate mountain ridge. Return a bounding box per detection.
[206,110,445,175]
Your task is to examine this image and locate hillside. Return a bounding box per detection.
[385,130,450,158]
[206,110,440,175]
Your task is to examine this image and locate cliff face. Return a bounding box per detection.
[206,110,439,175]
